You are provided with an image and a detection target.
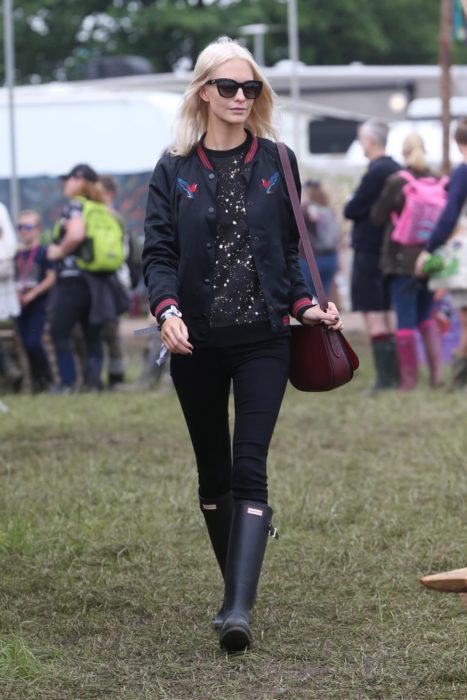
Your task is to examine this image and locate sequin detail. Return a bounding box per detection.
[207,148,268,327]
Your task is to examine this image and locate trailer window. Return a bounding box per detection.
[308,117,359,154]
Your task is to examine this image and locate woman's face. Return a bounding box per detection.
[200,58,256,129]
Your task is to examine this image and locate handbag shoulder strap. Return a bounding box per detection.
[276,142,328,310]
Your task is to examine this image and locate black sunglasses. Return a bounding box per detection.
[17,223,37,231]
[205,79,263,100]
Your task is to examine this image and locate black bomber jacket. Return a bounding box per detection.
[142,134,313,342]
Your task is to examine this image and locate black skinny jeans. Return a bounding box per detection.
[49,276,103,387]
[170,336,290,504]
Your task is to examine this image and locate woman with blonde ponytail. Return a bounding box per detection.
[371,133,444,391]
[402,132,429,172]
[143,36,343,653]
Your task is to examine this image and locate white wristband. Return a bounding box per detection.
[160,305,182,324]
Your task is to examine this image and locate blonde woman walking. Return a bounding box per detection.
[142,36,342,652]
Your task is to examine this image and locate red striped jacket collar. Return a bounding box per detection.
[196,132,258,171]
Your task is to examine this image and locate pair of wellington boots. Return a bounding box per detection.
[200,492,276,652]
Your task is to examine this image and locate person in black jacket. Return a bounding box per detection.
[415,117,467,389]
[142,35,343,653]
[344,119,400,392]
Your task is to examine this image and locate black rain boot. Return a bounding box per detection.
[199,491,234,629]
[219,501,277,653]
[366,334,399,393]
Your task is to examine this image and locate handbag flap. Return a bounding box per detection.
[289,324,359,392]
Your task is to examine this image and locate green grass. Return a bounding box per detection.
[0,635,45,681]
[0,336,466,699]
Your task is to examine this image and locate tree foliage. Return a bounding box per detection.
[0,0,466,85]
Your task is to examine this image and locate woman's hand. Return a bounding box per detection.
[161,317,193,355]
[415,250,430,277]
[301,301,344,331]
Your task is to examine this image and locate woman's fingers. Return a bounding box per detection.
[320,312,343,330]
[301,302,344,330]
[161,318,193,354]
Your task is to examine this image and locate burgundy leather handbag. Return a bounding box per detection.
[277,142,359,392]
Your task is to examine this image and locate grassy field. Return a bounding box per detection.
[0,335,466,699]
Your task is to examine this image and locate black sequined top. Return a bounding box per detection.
[203,135,272,347]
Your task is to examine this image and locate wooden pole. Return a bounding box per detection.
[439,0,452,175]
[287,0,300,155]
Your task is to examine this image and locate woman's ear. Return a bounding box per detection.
[199,86,210,103]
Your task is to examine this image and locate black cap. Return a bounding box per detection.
[60,163,98,182]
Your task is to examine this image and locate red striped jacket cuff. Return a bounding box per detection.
[291,297,314,318]
[154,298,180,321]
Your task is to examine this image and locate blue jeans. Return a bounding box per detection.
[389,275,434,329]
[16,300,52,389]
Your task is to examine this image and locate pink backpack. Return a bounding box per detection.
[390,170,448,246]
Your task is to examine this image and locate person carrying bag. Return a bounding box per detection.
[277,142,359,391]
[142,36,344,654]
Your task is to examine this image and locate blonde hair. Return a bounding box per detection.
[171,36,278,156]
[402,132,428,172]
[18,209,42,227]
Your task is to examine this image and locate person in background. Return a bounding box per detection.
[300,178,340,298]
[344,119,400,393]
[15,210,56,392]
[0,201,22,391]
[371,133,444,391]
[416,117,467,389]
[47,164,108,392]
[99,175,127,388]
[142,35,343,653]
